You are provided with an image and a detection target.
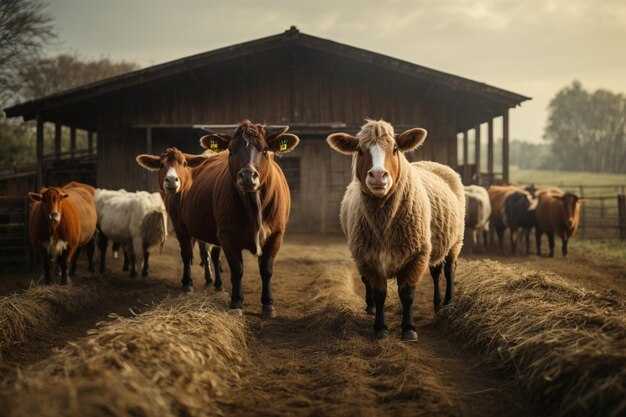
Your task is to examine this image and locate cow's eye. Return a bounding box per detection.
[393,145,398,155]
[263,148,269,156]
[357,147,363,156]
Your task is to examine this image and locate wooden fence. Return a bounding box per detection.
[0,196,33,270]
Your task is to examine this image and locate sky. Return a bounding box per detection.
[45,0,626,143]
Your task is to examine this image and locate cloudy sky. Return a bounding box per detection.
[46,0,626,143]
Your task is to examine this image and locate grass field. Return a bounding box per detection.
[570,239,626,264]
[510,168,626,189]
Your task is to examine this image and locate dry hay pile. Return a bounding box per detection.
[437,260,626,417]
[0,295,247,417]
[0,284,101,363]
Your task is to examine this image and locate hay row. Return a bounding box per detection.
[0,283,102,363]
[437,260,626,417]
[0,295,247,417]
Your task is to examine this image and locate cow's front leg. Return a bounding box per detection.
[361,276,376,315]
[59,249,71,285]
[258,233,283,319]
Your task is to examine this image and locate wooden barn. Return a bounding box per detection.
[4,26,529,234]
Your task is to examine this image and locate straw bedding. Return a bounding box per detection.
[0,284,101,363]
[0,294,247,417]
[437,259,625,417]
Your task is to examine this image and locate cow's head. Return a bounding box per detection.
[326,119,427,198]
[556,193,584,229]
[199,120,299,193]
[28,187,69,226]
[136,147,208,194]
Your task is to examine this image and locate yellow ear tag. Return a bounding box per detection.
[279,138,288,152]
[210,139,219,151]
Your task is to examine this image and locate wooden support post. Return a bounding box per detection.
[487,119,494,177]
[88,131,94,155]
[146,127,153,153]
[474,124,481,184]
[54,122,62,159]
[36,116,44,190]
[463,131,469,185]
[70,127,77,159]
[502,109,510,184]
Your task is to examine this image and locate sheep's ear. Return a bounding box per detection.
[327,133,359,155]
[395,128,427,152]
[28,192,42,202]
[199,134,230,152]
[136,154,162,171]
[183,153,208,168]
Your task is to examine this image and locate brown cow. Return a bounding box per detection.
[136,120,299,317]
[28,181,97,284]
[535,189,583,257]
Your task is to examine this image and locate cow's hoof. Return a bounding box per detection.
[374,329,389,340]
[60,278,72,286]
[204,279,214,288]
[365,305,376,315]
[182,285,193,294]
[88,266,95,273]
[402,330,418,342]
[434,303,442,314]
[262,304,276,319]
[229,308,243,316]
[214,284,223,292]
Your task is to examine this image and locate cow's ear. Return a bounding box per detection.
[136,154,162,171]
[28,192,42,202]
[199,134,230,152]
[327,133,359,155]
[183,153,208,168]
[395,128,427,152]
[268,132,300,154]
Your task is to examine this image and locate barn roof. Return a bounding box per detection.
[4,26,529,123]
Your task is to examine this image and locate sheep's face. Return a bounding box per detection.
[326,120,427,198]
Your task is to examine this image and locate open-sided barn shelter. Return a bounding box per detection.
[4,27,529,233]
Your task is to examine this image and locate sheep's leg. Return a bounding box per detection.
[397,254,429,341]
[361,276,375,315]
[444,247,461,306]
[131,237,143,279]
[211,246,223,291]
[372,283,388,339]
[429,263,443,313]
[98,231,108,273]
[122,246,130,271]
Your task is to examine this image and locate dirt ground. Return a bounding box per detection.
[1,234,624,416]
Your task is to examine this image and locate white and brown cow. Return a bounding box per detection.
[327,119,465,341]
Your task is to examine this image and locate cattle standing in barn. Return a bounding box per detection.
[28,181,97,285]
[327,119,465,341]
[488,185,536,255]
[463,185,491,252]
[535,189,583,257]
[96,189,169,278]
[136,120,299,318]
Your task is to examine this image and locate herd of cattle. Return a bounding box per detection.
[464,184,583,257]
[26,119,583,340]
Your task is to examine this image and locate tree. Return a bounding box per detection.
[544,80,626,173]
[0,0,56,106]
[17,54,140,100]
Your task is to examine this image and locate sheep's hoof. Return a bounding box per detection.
[214,285,223,292]
[365,305,376,315]
[204,279,213,288]
[229,308,243,316]
[141,270,148,278]
[374,329,389,340]
[402,330,418,342]
[262,304,276,319]
[182,285,193,294]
